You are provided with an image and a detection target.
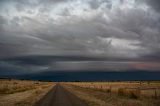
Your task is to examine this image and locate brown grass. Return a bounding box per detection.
[63,83,160,106]
[0,79,52,94]
[14,86,53,106]
[0,79,54,106]
[118,88,141,99]
[67,81,160,98]
[118,88,126,96]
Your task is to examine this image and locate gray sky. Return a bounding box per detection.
[0,0,160,74]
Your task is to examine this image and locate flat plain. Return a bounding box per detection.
[0,80,160,106]
[64,81,160,106]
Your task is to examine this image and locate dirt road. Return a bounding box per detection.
[34,84,88,106]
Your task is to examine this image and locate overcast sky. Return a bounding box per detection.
[0,0,160,74]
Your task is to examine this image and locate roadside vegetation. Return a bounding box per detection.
[0,79,53,94]
[63,81,160,106]
[1,80,160,106]
[0,79,54,106]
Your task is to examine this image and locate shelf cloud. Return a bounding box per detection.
[0,0,160,74]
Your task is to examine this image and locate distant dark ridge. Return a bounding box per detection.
[1,71,160,82]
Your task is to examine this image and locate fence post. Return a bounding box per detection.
[110,86,112,97]
[140,81,142,86]
[155,88,157,99]
[138,87,141,98]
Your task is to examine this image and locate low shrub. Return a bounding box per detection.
[118,88,126,96]
[118,88,141,99]
[129,89,141,99]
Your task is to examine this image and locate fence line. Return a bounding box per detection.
[70,83,160,98]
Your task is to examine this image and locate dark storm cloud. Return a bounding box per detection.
[89,0,112,9]
[2,55,109,66]
[145,0,160,12]
[1,55,160,74]
[0,15,7,32]
[0,0,160,74]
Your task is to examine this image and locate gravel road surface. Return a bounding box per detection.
[34,84,88,106]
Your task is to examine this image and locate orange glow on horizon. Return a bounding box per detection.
[132,62,160,70]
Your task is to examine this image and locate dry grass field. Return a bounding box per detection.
[0,79,54,106]
[1,80,160,106]
[63,81,160,106]
[67,81,160,98]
